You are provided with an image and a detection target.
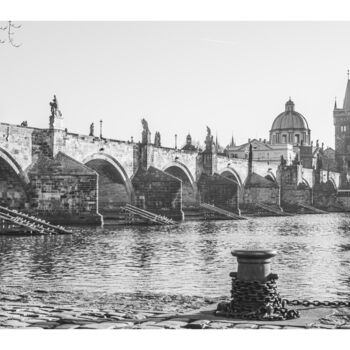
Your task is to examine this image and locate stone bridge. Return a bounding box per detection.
[0,121,343,224]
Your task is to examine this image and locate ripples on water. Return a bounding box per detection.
[1,213,350,301]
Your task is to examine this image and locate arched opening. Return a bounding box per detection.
[220,168,242,189]
[84,154,133,216]
[163,163,197,208]
[302,178,310,188]
[329,178,337,190]
[265,174,276,183]
[0,149,28,209]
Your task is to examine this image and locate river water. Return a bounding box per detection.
[1,213,350,301]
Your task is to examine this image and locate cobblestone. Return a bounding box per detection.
[234,323,259,329]
[258,325,283,329]
[1,289,350,330]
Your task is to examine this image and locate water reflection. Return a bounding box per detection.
[1,213,350,300]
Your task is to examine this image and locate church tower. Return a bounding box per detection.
[334,72,350,173]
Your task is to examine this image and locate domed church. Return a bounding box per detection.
[270,98,311,146]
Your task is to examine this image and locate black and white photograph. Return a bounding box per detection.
[1,1,350,348]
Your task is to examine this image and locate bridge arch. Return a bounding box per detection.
[0,147,29,209]
[328,177,337,190]
[218,167,243,188]
[83,153,134,215]
[265,171,277,183]
[162,161,195,185]
[162,161,197,208]
[302,178,311,188]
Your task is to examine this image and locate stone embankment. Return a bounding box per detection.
[1,287,349,329]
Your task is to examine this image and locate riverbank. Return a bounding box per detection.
[1,288,349,329]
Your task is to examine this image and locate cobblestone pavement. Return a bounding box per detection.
[1,288,349,329]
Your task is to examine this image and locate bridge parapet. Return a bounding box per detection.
[146,145,198,181]
[216,155,279,185]
[55,131,137,179]
[0,123,33,170]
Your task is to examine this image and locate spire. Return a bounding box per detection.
[248,143,253,175]
[343,71,350,111]
[230,132,235,147]
[215,132,219,152]
[334,97,337,110]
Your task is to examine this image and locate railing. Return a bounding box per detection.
[121,204,176,225]
[298,203,328,214]
[200,203,247,220]
[255,203,293,216]
[0,205,72,235]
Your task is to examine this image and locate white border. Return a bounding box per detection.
[1,0,350,21]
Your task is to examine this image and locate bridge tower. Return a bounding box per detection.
[334,72,350,181]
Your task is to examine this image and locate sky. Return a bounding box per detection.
[1,21,350,149]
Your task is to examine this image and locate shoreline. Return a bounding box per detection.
[1,288,349,329]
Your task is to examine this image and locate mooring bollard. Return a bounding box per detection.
[232,249,277,282]
[215,248,300,321]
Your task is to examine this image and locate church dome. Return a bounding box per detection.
[270,99,309,131]
[269,98,311,145]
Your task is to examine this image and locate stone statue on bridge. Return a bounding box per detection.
[89,123,94,137]
[280,155,287,166]
[49,95,63,129]
[141,118,151,145]
[205,126,214,152]
[154,131,161,147]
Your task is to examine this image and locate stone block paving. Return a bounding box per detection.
[1,289,350,330]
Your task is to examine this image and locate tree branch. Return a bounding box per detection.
[7,21,22,47]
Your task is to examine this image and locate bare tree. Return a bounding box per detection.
[0,21,22,47]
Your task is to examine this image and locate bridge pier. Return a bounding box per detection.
[132,166,184,221]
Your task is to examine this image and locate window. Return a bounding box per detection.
[341,125,347,133]
[282,135,287,143]
[294,134,300,144]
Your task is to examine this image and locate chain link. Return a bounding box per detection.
[216,272,350,321]
[216,273,300,321]
[283,299,350,308]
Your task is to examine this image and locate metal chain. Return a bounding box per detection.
[216,272,350,321]
[283,299,350,307]
[216,273,300,321]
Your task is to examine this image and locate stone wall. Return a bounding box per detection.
[216,155,279,187]
[336,191,350,209]
[241,173,280,208]
[281,185,312,208]
[84,158,131,215]
[146,145,198,181]
[27,152,101,225]
[0,157,28,209]
[56,131,137,179]
[242,187,280,205]
[313,181,338,210]
[278,164,312,209]
[301,168,314,187]
[32,128,53,158]
[164,166,198,209]
[0,123,33,170]
[132,166,183,220]
[197,173,239,213]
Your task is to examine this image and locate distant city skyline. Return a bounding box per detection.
[1,21,350,149]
